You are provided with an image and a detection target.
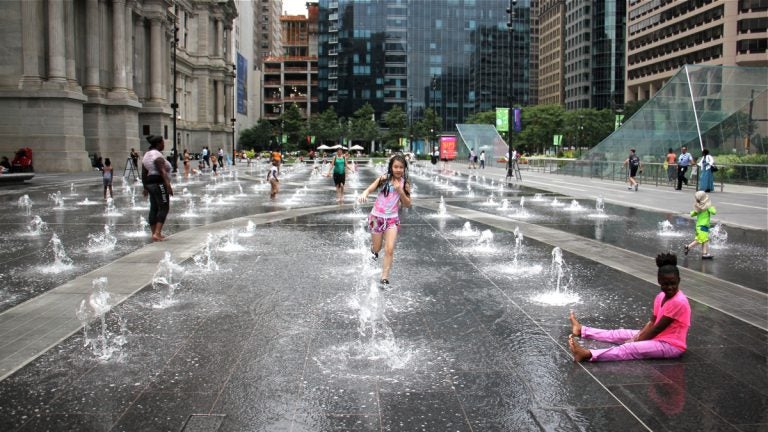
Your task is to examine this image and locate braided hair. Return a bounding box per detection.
[656,252,679,278]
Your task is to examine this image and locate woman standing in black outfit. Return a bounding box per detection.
[141,135,173,241]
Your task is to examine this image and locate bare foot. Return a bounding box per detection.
[151,234,166,242]
[569,335,592,362]
[569,311,582,337]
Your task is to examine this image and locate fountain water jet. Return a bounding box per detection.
[41,233,74,273]
[75,277,128,360]
[532,247,580,305]
[152,252,186,308]
[17,195,32,216]
[87,224,117,253]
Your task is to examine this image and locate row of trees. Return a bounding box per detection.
[238,101,647,155]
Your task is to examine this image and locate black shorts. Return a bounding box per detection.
[629,166,638,177]
[333,172,345,186]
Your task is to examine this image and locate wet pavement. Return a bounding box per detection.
[0,161,766,431]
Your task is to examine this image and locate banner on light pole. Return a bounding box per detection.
[496,108,509,132]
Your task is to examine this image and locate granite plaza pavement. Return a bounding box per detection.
[0,159,766,431]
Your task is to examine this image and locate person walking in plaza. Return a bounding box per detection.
[479,150,486,169]
[665,148,677,184]
[142,135,173,242]
[358,154,412,287]
[568,252,690,362]
[326,147,352,204]
[684,191,716,259]
[623,148,642,191]
[696,148,716,193]
[676,146,693,190]
[267,159,279,199]
[101,158,113,199]
[271,149,282,174]
[468,148,477,169]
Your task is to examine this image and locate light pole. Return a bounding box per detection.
[431,76,438,156]
[170,17,179,173]
[408,95,413,153]
[231,64,236,166]
[506,0,517,175]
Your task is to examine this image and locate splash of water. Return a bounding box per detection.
[75,277,128,360]
[88,224,117,253]
[709,223,728,248]
[104,198,122,216]
[193,233,219,271]
[218,228,247,252]
[44,233,74,272]
[436,196,447,216]
[152,251,186,307]
[453,221,478,238]
[17,195,32,216]
[26,215,48,235]
[532,247,580,305]
[49,191,65,209]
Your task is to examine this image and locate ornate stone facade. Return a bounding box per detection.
[0,0,236,172]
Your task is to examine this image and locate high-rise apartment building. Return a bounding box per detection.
[625,0,767,102]
[317,0,534,133]
[254,0,284,65]
[564,0,626,110]
[263,4,319,128]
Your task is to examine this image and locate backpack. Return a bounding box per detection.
[629,155,640,167]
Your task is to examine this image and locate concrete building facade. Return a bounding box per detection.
[0,0,236,173]
[538,0,565,105]
[625,0,768,102]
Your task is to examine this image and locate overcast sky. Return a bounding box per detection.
[283,0,307,16]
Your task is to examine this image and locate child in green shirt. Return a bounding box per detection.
[684,191,716,259]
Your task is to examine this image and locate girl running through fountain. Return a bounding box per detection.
[684,191,716,259]
[568,252,690,362]
[358,154,412,287]
[267,159,279,199]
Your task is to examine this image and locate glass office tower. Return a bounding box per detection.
[317,0,533,133]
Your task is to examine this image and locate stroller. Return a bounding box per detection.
[11,147,34,173]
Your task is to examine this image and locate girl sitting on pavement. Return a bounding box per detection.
[568,252,691,362]
[358,155,412,287]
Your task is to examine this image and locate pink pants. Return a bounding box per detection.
[582,326,684,362]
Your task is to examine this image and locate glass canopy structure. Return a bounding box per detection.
[584,65,768,163]
[455,124,508,167]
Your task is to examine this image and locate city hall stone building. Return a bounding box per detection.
[0,0,236,172]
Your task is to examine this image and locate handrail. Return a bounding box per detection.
[522,157,768,189]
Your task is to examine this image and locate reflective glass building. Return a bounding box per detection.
[317,0,533,133]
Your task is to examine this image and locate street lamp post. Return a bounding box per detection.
[231,64,236,166]
[506,0,517,175]
[408,95,413,154]
[170,18,179,173]
[431,75,438,156]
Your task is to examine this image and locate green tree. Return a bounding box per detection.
[562,108,614,153]
[238,119,275,152]
[466,110,496,125]
[512,104,565,155]
[383,105,407,150]
[621,100,647,122]
[349,103,380,149]
[308,108,343,147]
[281,103,306,151]
[414,107,442,150]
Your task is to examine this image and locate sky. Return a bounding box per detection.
[283,0,308,16]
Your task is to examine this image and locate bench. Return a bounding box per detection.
[0,173,35,183]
